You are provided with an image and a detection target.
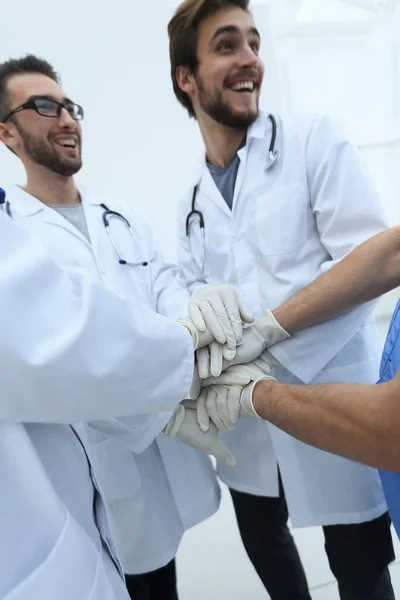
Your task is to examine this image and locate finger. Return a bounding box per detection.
[215,386,236,430]
[197,347,211,379]
[227,385,242,427]
[205,387,227,431]
[237,297,255,324]
[209,341,224,378]
[205,296,236,348]
[196,390,210,432]
[202,371,252,387]
[188,302,207,332]
[190,365,201,399]
[181,399,198,409]
[222,344,236,361]
[199,300,227,344]
[219,289,244,343]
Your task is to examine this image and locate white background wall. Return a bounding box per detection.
[2,0,400,597]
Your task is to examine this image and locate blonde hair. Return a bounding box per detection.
[167,0,250,117]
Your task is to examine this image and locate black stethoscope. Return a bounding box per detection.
[184,114,278,276]
[100,204,148,266]
[0,190,148,267]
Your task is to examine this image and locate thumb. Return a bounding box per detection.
[238,297,255,324]
[213,438,236,467]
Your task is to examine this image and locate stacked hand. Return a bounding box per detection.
[171,285,289,464]
[194,361,276,432]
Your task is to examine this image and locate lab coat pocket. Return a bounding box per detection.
[255,182,309,255]
[89,438,141,501]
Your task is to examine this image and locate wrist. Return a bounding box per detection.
[255,310,290,347]
[252,378,277,419]
[177,319,199,350]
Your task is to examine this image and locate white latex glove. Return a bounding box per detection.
[252,310,290,346]
[197,341,223,379]
[177,316,214,350]
[163,405,236,467]
[196,363,270,432]
[195,311,289,379]
[188,285,254,350]
[231,310,290,366]
[190,363,201,399]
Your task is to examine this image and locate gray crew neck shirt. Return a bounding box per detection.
[49,203,91,242]
[207,136,246,210]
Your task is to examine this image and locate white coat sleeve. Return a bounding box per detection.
[269,115,388,383]
[307,115,388,264]
[0,209,194,423]
[87,412,173,454]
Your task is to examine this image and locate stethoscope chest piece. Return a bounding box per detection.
[266,149,278,171]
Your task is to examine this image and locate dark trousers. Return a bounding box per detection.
[230,485,396,600]
[124,559,178,600]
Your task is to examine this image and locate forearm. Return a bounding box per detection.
[252,376,400,471]
[272,227,400,334]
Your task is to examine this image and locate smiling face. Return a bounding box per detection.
[0,73,82,176]
[177,6,264,128]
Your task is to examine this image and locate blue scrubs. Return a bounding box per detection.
[378,298,400,537]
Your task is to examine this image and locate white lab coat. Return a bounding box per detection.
[0,208,194,599]
[7,184,220,575]
[177,111,388,527]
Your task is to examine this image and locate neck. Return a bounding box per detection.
[24,167,80,206]
[199,114,247,167]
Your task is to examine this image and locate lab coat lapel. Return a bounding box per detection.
[79,187,104,260]
[196,162,232,219]
[7,185,92,251]
[194,112,272,216]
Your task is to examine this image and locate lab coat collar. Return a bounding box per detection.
[188,111,271,215]
[8,183,93,251]
[7,184,45,217]
[190,110,271,185]
[6,183,102,215]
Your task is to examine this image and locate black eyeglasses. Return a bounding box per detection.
[1,97,84,123]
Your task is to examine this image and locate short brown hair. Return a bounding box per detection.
[0,54,59,122]
[168,0,250,118]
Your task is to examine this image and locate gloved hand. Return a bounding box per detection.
[196,363,274,432]
[197,310,290,378]
[177,315,214,350]
[190,363,201,400]
[188,285,254,351]
[178,317,236,380]
[163,404,236,467]
[197,341,226,379]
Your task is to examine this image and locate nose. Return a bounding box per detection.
[237,41,259,69]
[58,107,77,128]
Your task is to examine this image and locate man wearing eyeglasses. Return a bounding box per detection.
[0,54,232,600]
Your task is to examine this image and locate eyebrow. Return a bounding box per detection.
[209,25,261,46]
[27,94,73,103]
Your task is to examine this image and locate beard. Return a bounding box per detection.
[14,122,82,176]
[196,74,259,129]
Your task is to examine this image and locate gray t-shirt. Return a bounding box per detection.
[207,137,246,210]
[49,203,91,242]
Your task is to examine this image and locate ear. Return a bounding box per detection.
[175,65,196,95]
[0,122,20,153]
